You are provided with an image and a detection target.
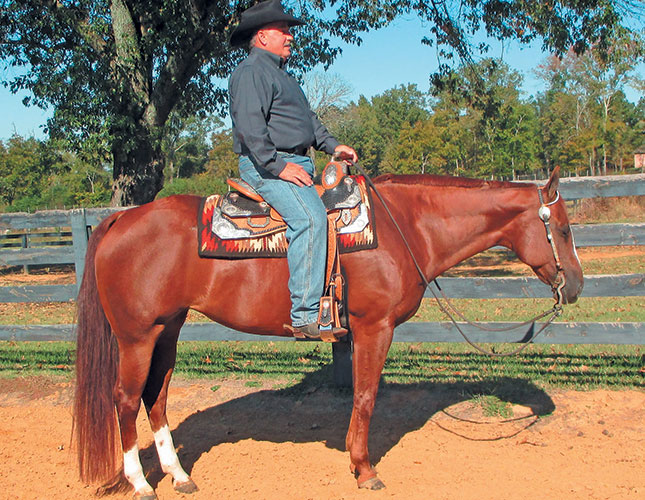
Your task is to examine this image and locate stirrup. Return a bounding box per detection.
[318,324,348,343]
[284,323,320,340]
[317,296,348,342]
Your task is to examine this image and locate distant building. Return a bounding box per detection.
[635,145,645,171]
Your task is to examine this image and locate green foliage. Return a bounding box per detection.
[155,173,227,199]
[1,0,633,204]
[162,114,222,180]
[535,30,644,175]
[0,135,48,206]
[0,135,111,212]
[429,59,543,178]
[205,127,239,185]
[329,62,546,178]
[334,84,430,175]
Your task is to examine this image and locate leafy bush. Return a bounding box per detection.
[156,173,227,199]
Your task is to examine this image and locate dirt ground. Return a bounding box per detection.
[0,376,643,500]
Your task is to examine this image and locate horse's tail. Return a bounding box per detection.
[73,213,121,484]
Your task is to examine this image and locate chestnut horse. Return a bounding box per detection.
[73,167,583,498]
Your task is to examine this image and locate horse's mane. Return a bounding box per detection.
[373,173,535,190]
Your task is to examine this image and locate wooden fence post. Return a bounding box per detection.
[332,334,353,388]
[21,233,29,274]
[69,209,89,292]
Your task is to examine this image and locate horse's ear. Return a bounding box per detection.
[543,166,560,203]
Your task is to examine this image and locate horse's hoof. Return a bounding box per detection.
[133,490,157,500]
[358,476,386,490]
[174,478,199,494]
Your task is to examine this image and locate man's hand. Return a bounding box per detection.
[278,162,313,187]
[334,144,358,164]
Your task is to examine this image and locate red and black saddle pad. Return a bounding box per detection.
[198,175,378,258]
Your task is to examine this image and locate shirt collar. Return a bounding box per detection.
[250,46,285,68]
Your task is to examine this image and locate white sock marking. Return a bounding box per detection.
[154,424,190,484]
[123,445,153,493]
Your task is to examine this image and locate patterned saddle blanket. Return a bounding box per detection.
[198,165,377,258]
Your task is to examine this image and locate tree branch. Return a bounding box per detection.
[146,0,230,126]
[45,0,109,57]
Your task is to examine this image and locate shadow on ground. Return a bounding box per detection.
[140,366,554,489]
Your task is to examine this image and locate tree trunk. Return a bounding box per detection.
[603,144,607,176]
[110,129,165,206]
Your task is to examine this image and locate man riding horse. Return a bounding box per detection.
[228,0,358,340]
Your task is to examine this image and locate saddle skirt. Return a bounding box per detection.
[198,162,378,258]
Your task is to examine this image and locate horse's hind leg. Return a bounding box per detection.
[113,329,160,499]
[142,312,198,494]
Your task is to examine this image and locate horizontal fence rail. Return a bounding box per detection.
[1,274,643,304]
[2,222,644,269]
[1,174,643,348]
[0,321,642,345]
[539,172,645,200]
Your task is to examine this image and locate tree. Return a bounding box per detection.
[301,71,353,170]
[430,59,541,178]
[0,1,363,205]
[335,84,430,174]
[162,114,220,181]
[0,135,48,207]
[0,135,112,211]
[303,72,353,123]
[381,120,444,175]
[1,1,633,204]
[536,30,644,174]
[204,126,238,186]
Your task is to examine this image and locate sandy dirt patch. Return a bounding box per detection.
[0,376,643,500]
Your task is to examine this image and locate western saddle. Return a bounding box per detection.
[224,161,362,342]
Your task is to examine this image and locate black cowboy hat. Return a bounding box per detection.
[230,0,304,47]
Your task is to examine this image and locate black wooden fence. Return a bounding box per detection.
[1,174,644,348]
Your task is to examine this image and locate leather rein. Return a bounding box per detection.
[349,162,565,357]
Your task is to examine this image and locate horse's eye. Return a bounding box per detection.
[560,226,570,238]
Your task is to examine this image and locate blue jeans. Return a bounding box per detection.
[238,154,327,327]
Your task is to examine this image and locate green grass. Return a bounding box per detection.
[414,297,645,323]
[0,341,75,376]
[1,296,643,325]
[469,394,513,418]
[577,251,644,276]
[1,341,642,390]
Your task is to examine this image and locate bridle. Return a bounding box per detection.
[349,161,567,357]
[537,189,567,307]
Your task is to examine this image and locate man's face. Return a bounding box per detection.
[257,22,294,59]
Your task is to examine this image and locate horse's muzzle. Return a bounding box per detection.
[558,274,583,304]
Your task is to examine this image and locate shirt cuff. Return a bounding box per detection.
[266,155,288,176]
[322,138,341,155]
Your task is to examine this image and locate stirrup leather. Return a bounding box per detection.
[317,212,347,342]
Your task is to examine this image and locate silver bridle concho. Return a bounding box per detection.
[537,189,566,305]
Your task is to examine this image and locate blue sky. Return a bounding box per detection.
[1,14,642,141]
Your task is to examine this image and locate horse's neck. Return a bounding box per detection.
[396,182,530,279]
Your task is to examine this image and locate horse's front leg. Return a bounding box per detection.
[346,320,393,490]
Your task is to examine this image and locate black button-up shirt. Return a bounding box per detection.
[229,47,340,176]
